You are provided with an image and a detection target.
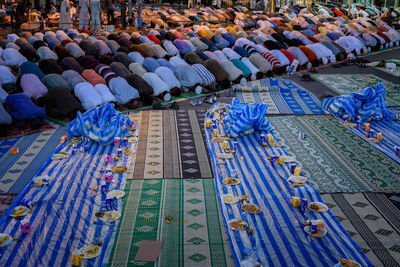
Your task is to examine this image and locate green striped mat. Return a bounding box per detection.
[108,179,233,267]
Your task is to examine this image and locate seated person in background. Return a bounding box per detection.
[0,102,12,137]
[5,93,45,130]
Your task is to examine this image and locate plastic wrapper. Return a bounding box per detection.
[223,98,273,138]
[67,103,131,145]
[321,82,396,122]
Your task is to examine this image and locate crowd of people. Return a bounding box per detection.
[0,4,400,137]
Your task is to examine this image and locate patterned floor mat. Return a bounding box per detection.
[269,115,400,193]
[0,125,67,193]
[0,122,55,141]
[234,78,324,114]
[311,74,400,106]
[108,179,234,267]
[127,110,212,179]
[321,193,400,267]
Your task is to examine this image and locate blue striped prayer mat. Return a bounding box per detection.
[0,126,138,266]
[233,78,324,114]
[332,107,400,165]
[204,104,372,267]
[0,126,67,193]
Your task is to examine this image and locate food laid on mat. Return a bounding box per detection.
[222,177,240,185]
[241,204,261,214]
[77,245,101,259]
[9,206,29,218]
[222,194,239,204]
[106,190,126,199]
[228,219,248,231]
[337,258,362,267]
[308,202,329,213]
[0,105,138,266]
[96,210,121,222]
[205,101,372,266]
[0,234,13,247]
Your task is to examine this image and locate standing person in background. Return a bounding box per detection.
[6,0,16,31]
[49,2,56,14]
[120,0,126,29]
[137,0,143,28]
[105,0,114,25]
[79,0,89,29]
[59,0,72,29]
[90,0,101,31]
[15,0,27,29]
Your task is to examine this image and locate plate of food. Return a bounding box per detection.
[223,194,239,204]
[0,233,12,247]
[282,156,296,163]
[288,175,308,184]
[217,153,233,159]
[308,202,329,213]
[9,206,29,218]
[334,258,361,267]
[97,210,121,222]
[304,226,327,237]
[222,178,240,186]
[128,137,138,143]
[78,245,101,259]
[51,153,69,160]
[33,175,50,187]
[228,219,248,231]
[112,166,127,174]
[123,149,133,155]
[241,204,261,214]
[106,190,125,199]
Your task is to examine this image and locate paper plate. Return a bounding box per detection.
[217,153,233,159]
[99,210,121,222]
[9,206,29,218]
[288,175,308,184]
[222,194,239,204]
[308,202,329,213]
[228,219,248,230]
[304,226,327,237]
[241,204,261,214]
[283,156,296,163]
[33,175,50,187]
[128,137,138,143]
[51,153,69,160]
[0,233,12,247]
[106,190,126,199]
[222,178,240,186]
[78,245,101,259]
[112,166,127,174]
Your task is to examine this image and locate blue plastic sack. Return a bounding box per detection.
[321,82,396,121]
[67,103,131,145]
[224,99,273,137]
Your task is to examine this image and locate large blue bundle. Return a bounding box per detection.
[67,103,131,144]
[224,98,273,137]
[321,82,396,121]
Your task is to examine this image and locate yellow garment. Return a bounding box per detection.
[226,26,238,34]
[197,29,212,39]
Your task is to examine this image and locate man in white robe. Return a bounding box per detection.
[90,0,102,31]
[79,0,90,30]
[59,0,72,30]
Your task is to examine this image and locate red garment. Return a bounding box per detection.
[61,39,72,46]
[80,28,90,35]
[146,33,162,45]
[299,45,317,61]
[376,26,385,33]
[280,49,296,64]
[306,35,319,43]
[310,28,319,34]
[377,32,391,43]
[332,9,344,16]
[272,19,282,26]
